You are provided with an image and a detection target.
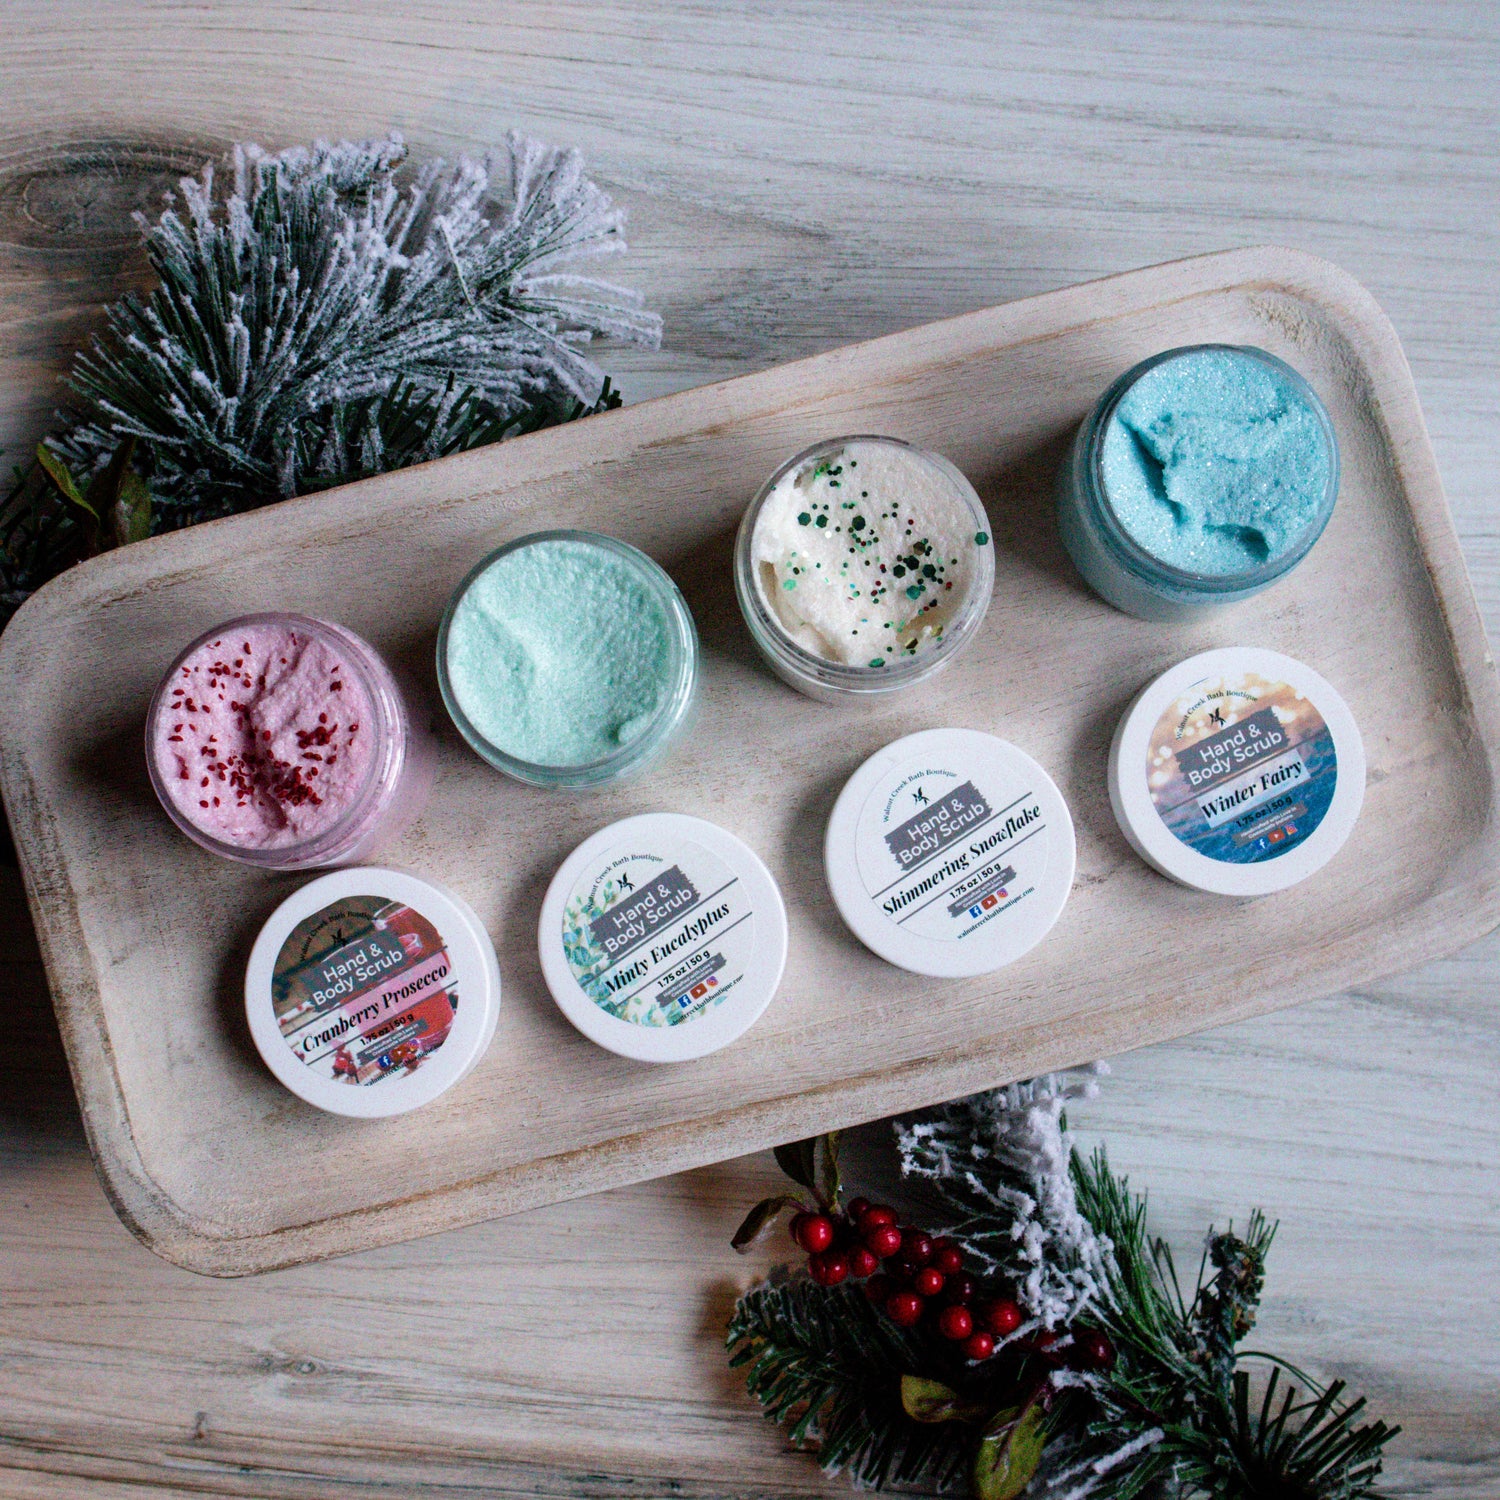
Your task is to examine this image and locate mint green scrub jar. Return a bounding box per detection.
[438,531,699,788]
[1057,345,1338,621]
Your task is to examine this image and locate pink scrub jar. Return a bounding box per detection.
[146,614,432,869]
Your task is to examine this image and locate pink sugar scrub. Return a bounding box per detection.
[150,621,375,849]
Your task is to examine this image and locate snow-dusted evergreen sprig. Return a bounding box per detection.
[55,131,660,523]
[729,1072,1398,1499]
[896,1070,1113,1330]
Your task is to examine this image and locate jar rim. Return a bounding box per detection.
[1079,343,1340,595]
[144,612,404,869]
[734,434,995,697]
[436,529,699,789]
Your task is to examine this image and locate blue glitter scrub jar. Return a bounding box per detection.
[1057,345,1339,620]
[437,531,699,789]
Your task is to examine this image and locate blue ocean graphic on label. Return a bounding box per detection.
[1147,671,1337,866]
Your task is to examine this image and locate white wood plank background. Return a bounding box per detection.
[0,2,1495,1495]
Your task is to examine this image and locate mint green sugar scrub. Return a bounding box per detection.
[439,532,698,785]
[1099,346,1334,574]
[1057,344,1339,621]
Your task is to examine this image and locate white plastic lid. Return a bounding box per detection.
[1109,646,1364,896]
[538,813,788,1062]
[824,728,1076,977]
[245,867,501,1117]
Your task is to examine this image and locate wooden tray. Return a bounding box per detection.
[3,247,1496,1276]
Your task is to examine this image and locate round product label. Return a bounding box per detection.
[272,895,460,1087]
[539,813,788,1062]
[560,840,756,1029]
[825,728,1075,978]
[1109,647,1365,897]
[1145,666,1336,865]
[246,867,500,1118]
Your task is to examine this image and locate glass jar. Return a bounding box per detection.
[437,530,699,789]
[734,435,995,703]
[146,613,433,870]
[1056,344,1339,621]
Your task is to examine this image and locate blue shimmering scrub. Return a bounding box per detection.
[444,538,673,766]
[1098,347,1334,575]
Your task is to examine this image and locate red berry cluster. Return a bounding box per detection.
[790,1198,1029,1362]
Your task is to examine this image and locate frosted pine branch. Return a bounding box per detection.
[720,1069,1397,1500]
[895,1070,1113,1331]
[56,131,660,524]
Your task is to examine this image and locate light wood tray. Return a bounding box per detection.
[3,247,1496,1276]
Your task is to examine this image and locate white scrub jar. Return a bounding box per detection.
[734,436,995,702]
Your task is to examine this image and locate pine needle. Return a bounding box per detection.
[1,130,657,624]
[729,1083,1399,1500]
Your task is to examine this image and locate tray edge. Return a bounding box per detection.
[4,244,1499,1274]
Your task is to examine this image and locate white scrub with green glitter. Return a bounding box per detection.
[750,439,990,667]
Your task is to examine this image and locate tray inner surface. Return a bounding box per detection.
[3,251,1495,1271]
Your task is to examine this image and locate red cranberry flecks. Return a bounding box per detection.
[962,1330,996,1361]
[984,1298,1025,1337]
[808,1251,850,1287]
[150,621,375,850]
[885,1290,924,1327]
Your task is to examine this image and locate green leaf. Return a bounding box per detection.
[81,437,151,550]
[772,1132,840,1209]
[111,468,152,547]
[35,444,89,513]
[772,1138,816,1192]
[900,1375,989,1425]
[731,1194,804,1254]
[973,1401,1046,1500]
[83,435,133,512]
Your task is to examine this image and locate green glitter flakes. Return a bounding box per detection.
[753,439,984,671]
